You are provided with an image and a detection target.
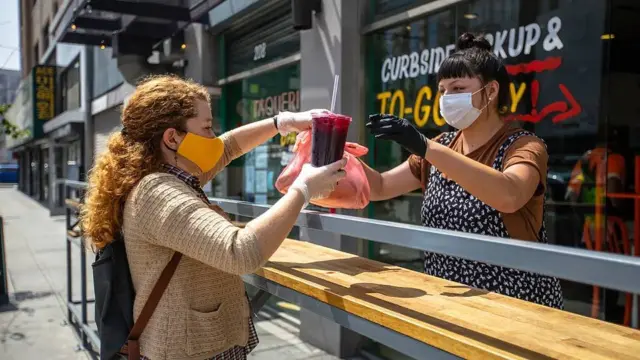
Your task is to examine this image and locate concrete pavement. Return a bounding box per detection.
[0,186,343,359]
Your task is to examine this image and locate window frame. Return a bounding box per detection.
[58,55,81,114]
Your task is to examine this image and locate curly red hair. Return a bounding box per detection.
[81,74,210,249]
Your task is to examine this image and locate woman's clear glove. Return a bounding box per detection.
[289,158,347,207]
[276,109,330,135]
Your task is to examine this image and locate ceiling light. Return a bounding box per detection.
[71,24,77,31]
[464,13,478,20]
[600,34,615,40]
[181,43,187,50]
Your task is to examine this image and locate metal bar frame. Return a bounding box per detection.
[361,0,468,34]
[64,183,98,355]
[243,274,461,360]
[217,53,301,85]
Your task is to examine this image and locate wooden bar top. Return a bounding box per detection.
[257,239,640,360]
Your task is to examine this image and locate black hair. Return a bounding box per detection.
[437,33,511,115]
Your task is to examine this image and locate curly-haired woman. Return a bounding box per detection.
[81,75,345,360]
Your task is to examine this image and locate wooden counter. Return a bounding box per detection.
[256,239,640,359]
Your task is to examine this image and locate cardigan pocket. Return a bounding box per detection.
[186,302,227,356]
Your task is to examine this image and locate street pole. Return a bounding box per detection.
[0,216,8,305]
[81,46,94,181]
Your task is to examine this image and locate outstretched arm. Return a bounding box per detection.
[424,137,544,213]
[360,160,421,201]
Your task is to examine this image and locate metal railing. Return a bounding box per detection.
[62,180,640,358]
[63,180,100,354]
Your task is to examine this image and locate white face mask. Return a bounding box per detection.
[439,86,491,130]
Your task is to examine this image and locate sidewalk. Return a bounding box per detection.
[0,186,341,359]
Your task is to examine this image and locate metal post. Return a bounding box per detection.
[65,200,73,322]
[81,45,94,181]
[80,235,88,347]
[0,216,8,305]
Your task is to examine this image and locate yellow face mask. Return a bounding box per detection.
[176,132,225,173]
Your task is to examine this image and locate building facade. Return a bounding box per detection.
[4,0,639,358]
[0,69,21,106]
[0,69,21,164]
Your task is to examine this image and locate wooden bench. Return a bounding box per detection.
[248,239,640,360]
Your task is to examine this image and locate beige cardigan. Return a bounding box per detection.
[123,133,265,360]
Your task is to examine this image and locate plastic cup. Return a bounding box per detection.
[311,113,352,166]
[328,114,351,163]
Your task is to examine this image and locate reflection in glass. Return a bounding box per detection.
[224,64,300,205]
[92,46,124,98]
[60,60,81,112]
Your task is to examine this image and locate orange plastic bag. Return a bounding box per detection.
[275,131,371,209]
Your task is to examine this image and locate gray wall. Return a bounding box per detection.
[92,108,122,159]
[0,69,21,106]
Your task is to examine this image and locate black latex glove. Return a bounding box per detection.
[366,114,428,157]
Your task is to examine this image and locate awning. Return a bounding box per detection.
[43,109,84,136]
[54,0,224,55]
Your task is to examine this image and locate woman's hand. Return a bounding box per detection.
[277,109,330,135]
[289,159,347,205]
[366,114,428,158]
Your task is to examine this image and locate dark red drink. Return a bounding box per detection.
[311,113,352,166]
[327,114,351,163]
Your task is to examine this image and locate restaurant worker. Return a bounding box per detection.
[364,33,564,309]
[81,75,345,360]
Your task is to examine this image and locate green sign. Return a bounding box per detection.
[33,65,56,124]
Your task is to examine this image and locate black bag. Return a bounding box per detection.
[92,234,181,360]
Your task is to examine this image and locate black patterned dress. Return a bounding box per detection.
[421,131,564,309]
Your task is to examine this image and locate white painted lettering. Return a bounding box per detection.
[508,26,525,57]
[420,49,429,75]
[381,58,392,83]
[429,48,436,74]
[484,33,494,46]
[390,57,400,81]
[543,16,564,51]
[409,52,420,78]
[378,17,564,84]
[265,96,274,116]
[445,44,456,57]
[524,23,541,55]
[432,47,446,74]
[399,54,411,80]
[494,30,508,59]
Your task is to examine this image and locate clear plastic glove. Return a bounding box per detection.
[277,109,330,135]
[289,158,347,207]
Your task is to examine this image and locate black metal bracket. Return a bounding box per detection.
[250,289,272,313]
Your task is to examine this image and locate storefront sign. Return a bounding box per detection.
[380,17,564,82]
[375,16,584,128]
[252,90,300,119]
[253,42,267,61]
[235,90,301,147]
[33,65,56,122]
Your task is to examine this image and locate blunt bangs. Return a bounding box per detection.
[437,54,479,83]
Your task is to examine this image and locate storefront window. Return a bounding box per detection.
[92,46,124,98]
[370,0,436,21]
[366,0,640,326]
[56,43,82,68]
[224,64,300,204]
[60,59,81,112]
